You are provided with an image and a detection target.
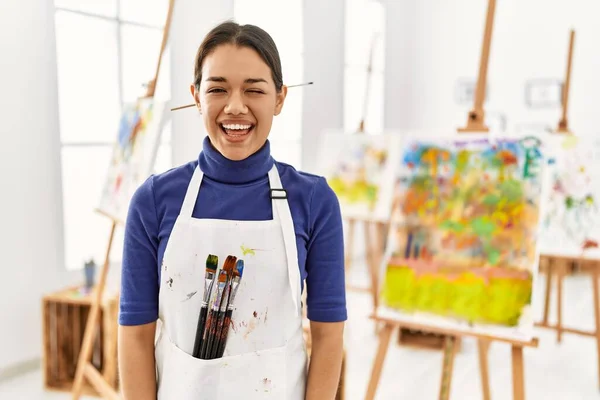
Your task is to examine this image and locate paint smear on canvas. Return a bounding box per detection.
[383,135,544,328]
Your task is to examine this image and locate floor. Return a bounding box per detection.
[2,262,600,399]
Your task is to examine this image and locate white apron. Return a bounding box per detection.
[155,164,307,399]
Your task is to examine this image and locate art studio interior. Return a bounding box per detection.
[3,0,600,399]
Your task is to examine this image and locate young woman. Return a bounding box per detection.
[118,21,346,399]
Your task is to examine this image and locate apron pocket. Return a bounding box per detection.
[156,327,287,400]
[217,345,287,399]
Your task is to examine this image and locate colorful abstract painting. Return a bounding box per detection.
[98,98,169,222]
[319,131,401,221]
[379,134,546,341]
[538,135,600,259]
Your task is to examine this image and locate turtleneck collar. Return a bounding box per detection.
[197,136,274,184]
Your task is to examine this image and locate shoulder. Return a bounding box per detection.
[144,160,198,204]
[275,161,340,211]
[152,160,197,193]
[128,160,197,218]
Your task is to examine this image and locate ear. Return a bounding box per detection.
[189,84,201,112]
[274,85,288,116]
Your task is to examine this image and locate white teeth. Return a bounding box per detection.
[222,124,252,130]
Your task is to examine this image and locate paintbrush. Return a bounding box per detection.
[192,254,218,358]
[170,82,314,111]
[201,256,237,359]
[209,256,237,359]
[216,260,245,358]
[200,269,227,359]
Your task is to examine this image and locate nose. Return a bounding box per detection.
[224,91,248,115]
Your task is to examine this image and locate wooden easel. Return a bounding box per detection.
[365,318,538,400]
[345,33,388,316]
[457,0,496,133]
[396,0,496,352]
[366,0,540,398]
[70,2,175,398]
[534,29,600,389]
[556,29,575,135]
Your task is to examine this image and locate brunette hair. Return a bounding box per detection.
[193,21,283,92]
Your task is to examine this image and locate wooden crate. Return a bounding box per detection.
[42,285,119,396]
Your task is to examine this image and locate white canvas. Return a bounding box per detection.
[538,134,600,260]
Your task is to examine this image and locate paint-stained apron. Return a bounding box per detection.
[155,164,307,399]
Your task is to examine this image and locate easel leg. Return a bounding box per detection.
[542,258,553,325]
[439,336,458,400]
[511,346,525,400]
[365,324,394,400]
[72,222,117,399]
[477,340,491,400]
[372,222,387,310]
[345,219,356,272]
[556,260,565,343]
[364,222,379,333]
[591,266,600,389]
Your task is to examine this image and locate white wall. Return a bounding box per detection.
[0,0,81,372]
[170,0,235,166]
[301,0,345,173]
[384,0,600,136]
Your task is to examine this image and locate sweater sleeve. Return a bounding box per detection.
[305,177,348,322]
[118,176,160,326]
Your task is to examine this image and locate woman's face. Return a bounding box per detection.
[190,44,287,161]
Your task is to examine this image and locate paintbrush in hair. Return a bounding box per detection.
[170,82,314,111]
[216,259,245,358]
[192,254,218,358]
[209,256,237,359]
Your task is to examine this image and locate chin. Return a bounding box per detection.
[209,132,266,161]
[213,140,259,161]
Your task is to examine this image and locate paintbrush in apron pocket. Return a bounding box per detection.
[201,256,236,359]
[209,256,237,359]
[216,259,245,358]
[192,254,218,358]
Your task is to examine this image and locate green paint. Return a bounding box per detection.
[565,196,575,209]
[240,245,255,256]
[482,194,501,206]
[439,220,465,233]
[471,217,496,238]
[487,249,501,265]
[498,180,523,203]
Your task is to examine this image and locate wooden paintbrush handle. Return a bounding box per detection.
[202,310,220,359]
[192,306,208,358]
[200,311,215,359]
[216,310,234,358]
[210,311,226,359]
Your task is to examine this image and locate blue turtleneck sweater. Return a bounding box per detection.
[119,137,347,325]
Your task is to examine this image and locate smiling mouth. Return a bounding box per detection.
[220,123,255,137]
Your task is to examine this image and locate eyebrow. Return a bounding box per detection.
[205,77,268,84]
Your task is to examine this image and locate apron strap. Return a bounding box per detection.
[180,166,203,218]
[268,166,301,317]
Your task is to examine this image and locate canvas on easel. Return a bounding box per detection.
[97,98,170,223]
[319,130,401,223]
[71,1,176,399]
[538,134,600,260]
[380,133,547,342]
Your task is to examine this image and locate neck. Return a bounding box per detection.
[197,136,274,184]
